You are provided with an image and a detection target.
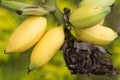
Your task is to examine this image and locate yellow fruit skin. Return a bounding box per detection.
[70,19,104,40]
[29,27,65,71]
[75,25,118,46]
[79,0,115,7]
[69,5,110,29]
[98,19,104,25]
[5,16,47,53]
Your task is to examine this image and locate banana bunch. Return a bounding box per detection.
[69,5,111,29]
[69,0,118,46]
[28,26,65,72]
[70,6,118,45]
[5,15,64,71]
[2,0,119,74]
[5,16,47,53]
[3,0,64,72]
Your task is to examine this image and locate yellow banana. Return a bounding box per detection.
[98,19,104,25]
[70,19,104,40]
[5,16,47,53]
[70,28,78,39]
[79,0,115,7]
[75,25,118,46]
[28,26,65,72]
[69,5,110,29]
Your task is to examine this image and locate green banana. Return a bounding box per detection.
[16,6,48,15]
[69,5,111,29]
[28,26,65,72]
[75,25,118,46]
[1,0,48,16]
[5,16,47,53]
[79,0,115,7]
[1,0,31,10]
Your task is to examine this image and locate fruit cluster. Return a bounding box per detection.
[4,16,65,72]
[1,0,119,75]
[69,1,117,46]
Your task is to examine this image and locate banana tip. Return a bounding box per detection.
[27,68,32,74]
[27,65,35,74]
[16,10,23,15]
[4,49,8,54]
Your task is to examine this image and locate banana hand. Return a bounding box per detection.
[75,25,118,46]
[28,26,65,72]
[69,5,110,29]
[5,16,47,53]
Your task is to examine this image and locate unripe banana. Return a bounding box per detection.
[75,25,118,46]
[79,0,115,7]
[28,26,65,72]
[1,0,48,16]
[1,0,32,10]
[16,6,48,16]
[69,5,111,29]
[5,16,47,53]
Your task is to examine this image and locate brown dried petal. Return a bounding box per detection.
[62,38,119,76]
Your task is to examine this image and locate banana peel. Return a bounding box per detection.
[69,5,111,29]
[75,25,118,46]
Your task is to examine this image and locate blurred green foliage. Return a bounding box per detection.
[0,0,120,80]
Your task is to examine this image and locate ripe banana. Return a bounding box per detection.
[28,26,65,72]
[70,19,104,40]
[75,25,118,46]
[69,5,111,29]
[79,0,115,7]
[5,16,47,53]
[98,19,105,25]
